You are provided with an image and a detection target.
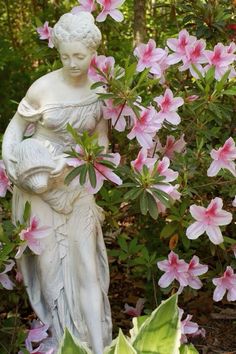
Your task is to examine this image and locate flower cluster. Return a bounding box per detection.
[72,0,125,22]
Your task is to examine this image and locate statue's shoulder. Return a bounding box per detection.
[25,70,61,108]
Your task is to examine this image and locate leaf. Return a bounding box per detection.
[140,191,148,215]
[205,66,215,85]
[160,223,178,239]
[132,294,181,354]
[58,328,91,354]
[151,188,170,208]
[124,188,142,201]
[223,87,236,95]
[130,316,150,341]
[215,69,230,92]
[79,165,88,186]
[0,243,15,261]
[147,192,158,220]
[64,165,84,185]
[23,201,31,223]
[88,164,97,188]
[179,344,199,354]
[114,329,137,354]
[90,81,106,90]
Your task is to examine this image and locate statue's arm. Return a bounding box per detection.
[2,112,28,182]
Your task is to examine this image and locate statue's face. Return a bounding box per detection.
[58,41,94,77]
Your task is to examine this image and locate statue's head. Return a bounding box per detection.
[52,12,101,77]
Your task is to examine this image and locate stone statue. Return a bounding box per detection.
[2,12,112,354]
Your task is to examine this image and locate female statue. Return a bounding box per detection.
[2,12,112,354]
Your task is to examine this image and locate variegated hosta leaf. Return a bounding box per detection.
[57,328,92,354]
[114,329,137,354]
[132,294,181,354]
[179,344,199,354]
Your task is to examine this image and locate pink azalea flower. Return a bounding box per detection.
[159,135,186,159]
[167,29,196,65]
[36,22,54,49]
[102,99,134,132]
[156,156,178,182]
[25,321,49,353]
[134,39,166,73]
[88,54,115,83]
[179,308,200,344]
[127,106,162,148]
[212,266,236,302]
[15,269,23,283]
[157,251,189,288]
[0,260,15,290]
[154,88,184,125]
[0,160,11,197]
[15,216,52,259]
[155,184,181,214]
[96,0,125,22]
[71,0,96,14]
[186,255,208,289]
[67,150,122,194]
[186,197,232,245]
[207,137,236,177]
[150,47,170,83]
[131,148,156,172]
[204,43,235,80]
[179,39,208,79]
[124,298,145,317]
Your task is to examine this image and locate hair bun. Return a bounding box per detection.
[72,11,95,24]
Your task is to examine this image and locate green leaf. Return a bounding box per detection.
[132,294,181,354]
[114,329,137,354]
[140,191,148,215]
[151,188,170,208]
[179,344,199,354]
[223,236,236,245]
[90,81,106,90]
[147,192,158,220]
[160,223,177,239]
[65,165,84,185]
[88,164,97,188]
[223,87,236,95]
[58,328,91,354]
[205,66,215,85]
[23,201,31,223]
[124,188,142,201]
[0,243,15,261]
[79,165,88,186]
[130,316,150,341]
[215,69,230,92]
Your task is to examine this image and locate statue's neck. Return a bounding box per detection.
[61,69,90,88]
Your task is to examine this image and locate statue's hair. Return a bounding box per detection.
[52,12,101,51]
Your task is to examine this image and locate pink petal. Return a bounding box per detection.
[27,239,44,255]
[109,9,124,22]
[158,271,175,288]
[207,160,221,177]
[186,221,206,239]
[164,111,181,125]
[15,243,28,259]
[189,205,206,221]
[213,284,226,302]
[205,225,223,245]
[227,287,236,301]
[0,274,15,290]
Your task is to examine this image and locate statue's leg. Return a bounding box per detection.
[69,201,104,354]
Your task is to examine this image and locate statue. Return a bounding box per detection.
[2,12,112,354]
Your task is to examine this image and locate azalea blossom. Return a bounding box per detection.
[25,321,49,353]
[167,29,196,65]
[186,95,199,102]
[131,148,156,172]
[88,54,115,83]
[186,197,232,245]
[150,47,170,83]
[207,137,236,177]
[0,260,15,290]
[102,99,134,132]
[157,251,189,288]
[67,148,122,194]
[155,184,181,214]
[134,39,166,73]
[179,308,203,344]
[156,156,178,182]
[124,298,145,317]
[179,39,208,79]
[71,0,96,14]
[15,269,23,283]
[127,106,162,148]
[36,22,54,48]
[204,43,235,80]
[158,135,186,160]
[15,216,52,259]
[0,160,11,197]
[154,88,184,125]
[96,0,125,22]
[186,255,208,289]
[212,266,236,302]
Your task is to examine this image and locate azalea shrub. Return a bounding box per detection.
[0,0,236,353]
